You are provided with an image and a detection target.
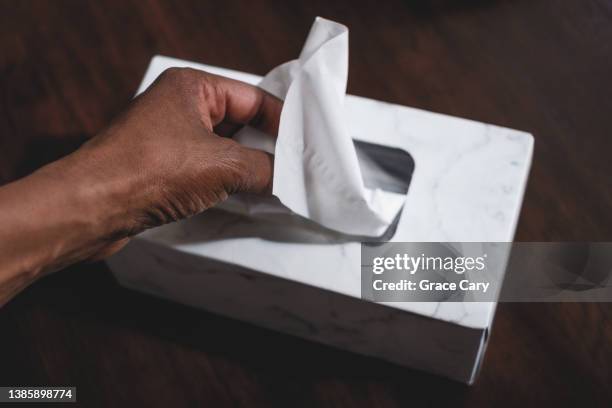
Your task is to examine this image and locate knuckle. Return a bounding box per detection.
[216,139,250,191]
[159,67,201,90]
[158,67,222,120]
[218,138,245,162]
[159,66,185,82]
[160,66,191,80]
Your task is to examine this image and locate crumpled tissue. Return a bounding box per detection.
[222,17,407,237]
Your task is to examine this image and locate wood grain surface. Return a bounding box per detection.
[1,0,611,406]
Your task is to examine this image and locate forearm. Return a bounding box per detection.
[0,150,128,306]
[0,68,280,307]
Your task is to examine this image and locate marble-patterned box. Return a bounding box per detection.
[107,56,533,384]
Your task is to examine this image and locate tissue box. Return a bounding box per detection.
[107,55,533,384]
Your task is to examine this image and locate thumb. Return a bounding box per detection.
[233,144,274,195]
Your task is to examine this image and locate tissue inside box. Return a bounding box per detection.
[355,140,414,193]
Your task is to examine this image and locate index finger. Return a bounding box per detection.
[204,72,283,137]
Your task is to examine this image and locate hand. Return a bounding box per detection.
[0,67,282,304]
[79,67,281,239]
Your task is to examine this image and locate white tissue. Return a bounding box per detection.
[226,17,406,237]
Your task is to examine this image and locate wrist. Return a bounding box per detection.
[42,146,139,243]
[0,148,134,280]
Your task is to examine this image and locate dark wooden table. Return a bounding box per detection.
[1,0,611,406]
